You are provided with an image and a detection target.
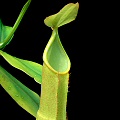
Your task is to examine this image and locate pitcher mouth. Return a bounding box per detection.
[43,29,70,74]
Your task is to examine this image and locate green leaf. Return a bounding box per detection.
[44,2,79,28]
[0,20,14,49]
[0,0,31,49]
[0,65,40,117]
[0,50,42,84]
[36,29,70,120]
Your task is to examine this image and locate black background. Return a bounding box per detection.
[0,0,94,119]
